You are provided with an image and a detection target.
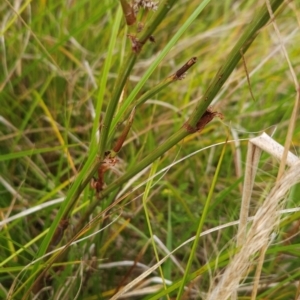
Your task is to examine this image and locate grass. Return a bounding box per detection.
[1,0,300,299]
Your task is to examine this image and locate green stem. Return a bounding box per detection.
[139,0,178,44]
[109,57,197,142]
[90,5,122,152]
[98,54,137,159]
[82,0,285,255]
[98,0,179,160]
[186,0,284,130]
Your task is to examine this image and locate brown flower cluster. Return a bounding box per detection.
[132,0,159,13]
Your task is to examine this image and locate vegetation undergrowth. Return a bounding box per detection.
[0,0,300,299]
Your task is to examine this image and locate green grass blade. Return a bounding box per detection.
[176,140,227,299]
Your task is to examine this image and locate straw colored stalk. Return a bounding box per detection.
[207,160,300,299]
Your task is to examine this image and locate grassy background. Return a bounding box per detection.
[1,0,300,299]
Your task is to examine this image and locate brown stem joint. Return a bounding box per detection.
[183,107,223,133]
